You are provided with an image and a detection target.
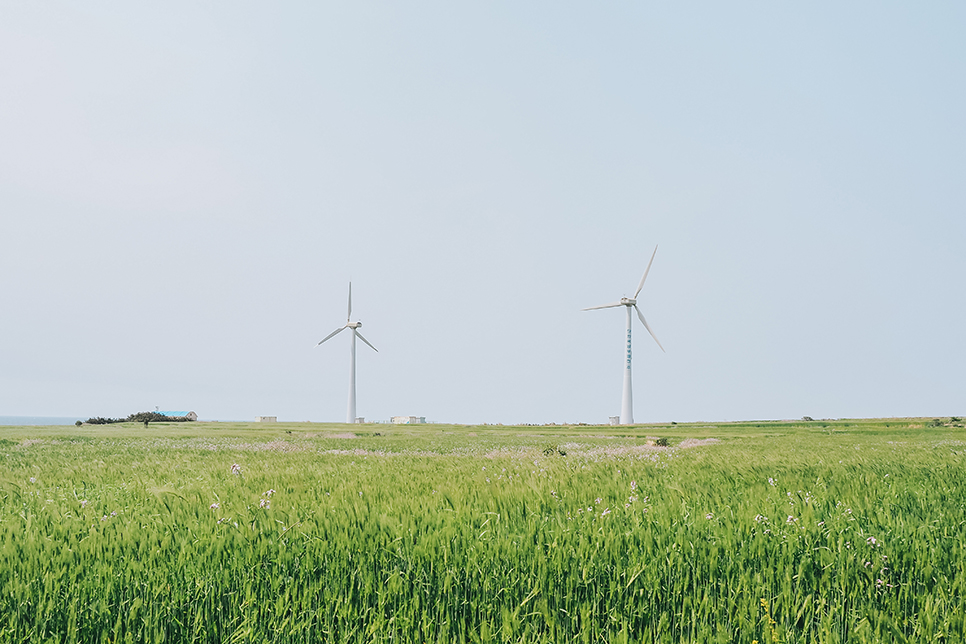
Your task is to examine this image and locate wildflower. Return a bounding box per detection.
[768,477,776,487]
[29,477,36,484]
[263,489,275,498]
[80,500,88,508]
[595,497,602,505]
[101,515,108,521]
[754,514,765,523]
[359,491,363,496]
[786,515,797,524]
[110,510,117,517]
[867,536,878,547]
[259,499,271,509]
[628,495,638,503]
[630,480,637,491]
[706,513,714,520]
[601,508,611,517]
[209,502,220,510]
[230,463,242,476]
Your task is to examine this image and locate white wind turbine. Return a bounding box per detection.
[583,245,665,425]
[316,283,378,424]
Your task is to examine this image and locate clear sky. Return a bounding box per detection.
[2,3,964,424]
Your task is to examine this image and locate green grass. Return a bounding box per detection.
[0,418,964,642]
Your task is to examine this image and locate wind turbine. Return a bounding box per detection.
[316,283,378,424]
[583,245,665,425]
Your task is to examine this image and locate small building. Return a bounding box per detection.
[608,416,620,426]
[354,417,365,424]
[256,416,277,423]
[159,411,198,421]
[391,416,426,424]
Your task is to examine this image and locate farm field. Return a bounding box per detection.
[1,418,964,643]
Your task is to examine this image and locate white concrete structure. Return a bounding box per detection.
[316,283,379,424]
[583,245,665,425]
[256,416,277,423]
[608,416,620,426]
[391,416,426,424]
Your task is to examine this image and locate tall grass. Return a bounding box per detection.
[0,420,963,642]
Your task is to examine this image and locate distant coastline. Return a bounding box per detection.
[0,416,84,426]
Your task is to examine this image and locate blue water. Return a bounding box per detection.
[0,416,84,426]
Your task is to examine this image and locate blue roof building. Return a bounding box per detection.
[158,411,198,421]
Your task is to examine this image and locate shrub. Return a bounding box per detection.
[85,417,120,425]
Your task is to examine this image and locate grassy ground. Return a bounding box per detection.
[1,417,963,643]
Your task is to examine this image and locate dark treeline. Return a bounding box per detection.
[84,412,194,425]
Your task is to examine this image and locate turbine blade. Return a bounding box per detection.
[582,301,624,311]
[635,305,665,352]
[634,245,659,299]
[347,282,352,321]
[317,325,347,346]
[355,330,379,352]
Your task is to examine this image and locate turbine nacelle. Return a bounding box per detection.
[348,321,362,329]
[620,297,637,306]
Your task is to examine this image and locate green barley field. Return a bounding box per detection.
[1,418,964,643]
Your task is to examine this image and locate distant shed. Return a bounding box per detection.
[391,416,426,424]
[256,416,277,423]
[159,411,198,421]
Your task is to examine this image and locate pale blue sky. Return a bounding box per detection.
[1,3,963,423]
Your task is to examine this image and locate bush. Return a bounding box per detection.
[85,417,120,425]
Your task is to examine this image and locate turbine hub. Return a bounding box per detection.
[348,321,362,329]
[620,297,636,306]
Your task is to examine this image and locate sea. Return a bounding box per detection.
[0,416,84,426]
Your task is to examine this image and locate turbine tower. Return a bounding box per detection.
[316,283,378,423]
[583,246,665,425]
